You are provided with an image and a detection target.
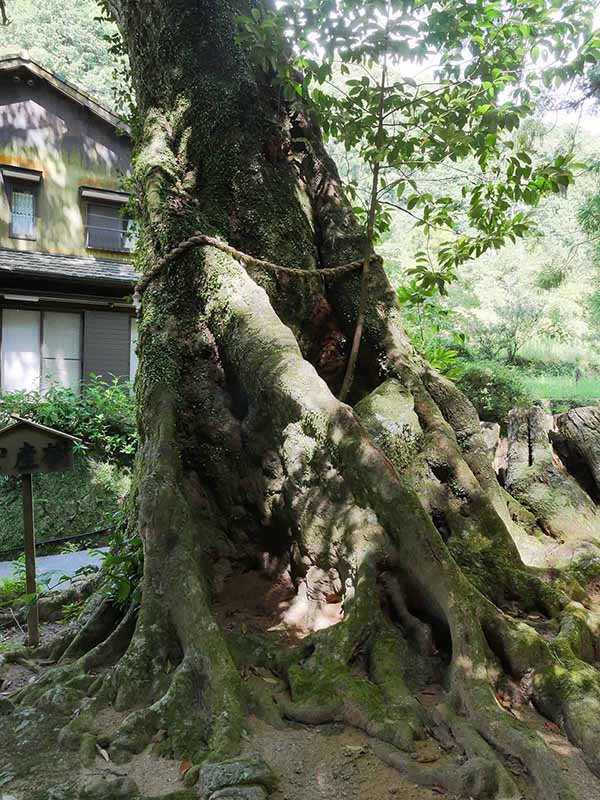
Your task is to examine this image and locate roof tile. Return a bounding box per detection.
[0,248,138,286]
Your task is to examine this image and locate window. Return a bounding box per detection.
[41,312,82,393]
[10,186,36,238]
[1,310,82,394]
[2,166,42,240]
[81,186,137,253]
[86,202,137,252]
[1,309,41,392]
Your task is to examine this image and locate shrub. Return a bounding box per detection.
[0,555,27,599]
[457,360,531,425]
[512,356,575,377]
[0,454,130,553]
[0,378,135,552]
[549,397,600,414]
[0,375,137,465]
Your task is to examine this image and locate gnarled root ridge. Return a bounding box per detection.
[500,406,600,569]
[9,252,600,800]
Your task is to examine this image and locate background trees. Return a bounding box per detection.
[0,0,119,106]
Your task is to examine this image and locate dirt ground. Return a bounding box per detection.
[0,661,449,800]
[3,672,600,800]
[3,569,600,800]
[245,717,451,800]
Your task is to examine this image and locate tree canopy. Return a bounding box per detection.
[239,0,599,292]
[0,0,120,108]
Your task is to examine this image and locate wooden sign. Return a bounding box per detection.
[0,416,80,646]
[0,416,78,477]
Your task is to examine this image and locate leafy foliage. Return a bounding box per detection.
[93,523,143,606]
[397,280,465,377]
[578,167,600,332]
[0,0,121,108]
[0,554,27,599]
[464,298,544,364]
[457,359,531,423]
[0,454,129,553]
[0,378,135,552]
[0,376,137,466]
[238,0,599,293]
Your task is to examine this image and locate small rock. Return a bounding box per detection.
[183,765,200,787]
[79,733,97,766]
[58,716,92,750]
[210,788,267,800]
[108,731,149,765]
[78,775,139,799]
[200,756,275,797]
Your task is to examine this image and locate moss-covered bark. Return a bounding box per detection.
[11,2,600,798]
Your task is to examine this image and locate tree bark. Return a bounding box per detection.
[17,2,600,798]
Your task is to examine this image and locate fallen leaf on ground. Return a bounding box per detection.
[180,758,192,775]
[544,720,561,735]
[96,745,110,763]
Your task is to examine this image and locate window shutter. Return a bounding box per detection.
[83,311,131,383]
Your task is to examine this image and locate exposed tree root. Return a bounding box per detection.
[505,407,600,566]
[278,574,428,750]
[9,242,600,800]
[372,737,519,800]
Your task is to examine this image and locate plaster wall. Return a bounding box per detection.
[0,73,131,259]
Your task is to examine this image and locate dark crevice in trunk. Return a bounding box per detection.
[480,619,519,679]
[551,432,600,505]
[431,509,452,543]
[402,585,453,660]
[224,369,250,423]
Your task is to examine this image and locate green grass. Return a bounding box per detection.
[519,337,596,366]
[521,374,600,401]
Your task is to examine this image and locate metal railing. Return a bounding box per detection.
[85,223,137,253]
[0,526,114,560]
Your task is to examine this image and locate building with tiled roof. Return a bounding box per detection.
[0,52,139,392]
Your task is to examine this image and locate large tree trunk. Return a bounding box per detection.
[14,2,600,798]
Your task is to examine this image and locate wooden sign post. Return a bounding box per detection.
[0,415,79,647]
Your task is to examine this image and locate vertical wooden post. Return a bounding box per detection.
[22,472,39,647]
